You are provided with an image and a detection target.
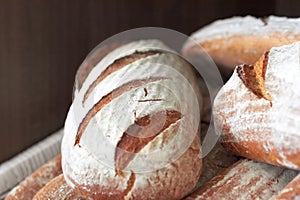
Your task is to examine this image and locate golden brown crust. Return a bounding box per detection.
[220,135,300,170]
[184,33,300,70]
[32,174,86,200]
[5,155,62,200]
[275,173,300,200]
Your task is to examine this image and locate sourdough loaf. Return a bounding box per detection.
[186,159,298,200]
[183,16,300,71]
[213,42,300,169]
[5,155,62,200]
[62,40,203,199]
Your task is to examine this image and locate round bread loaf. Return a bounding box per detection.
[183,16,300,71]
[213,41,300,170]
[62,40,202,199]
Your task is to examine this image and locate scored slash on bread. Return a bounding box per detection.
[236,51,272,103]
[182,16,300,71]
[213,41,300,170]
[5,155,62,200]
[74,42,126,97]
[185,159,298,200]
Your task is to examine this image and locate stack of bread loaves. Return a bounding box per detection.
[5,15,300,200]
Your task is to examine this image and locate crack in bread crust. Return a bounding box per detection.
[237,51,272,103]
[75,77,168,146]
[76,42,125,91]
[123,172,136,198]
[82,51,161,104]
[115,110,182,172]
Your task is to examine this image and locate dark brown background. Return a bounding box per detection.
[0,0,299,163]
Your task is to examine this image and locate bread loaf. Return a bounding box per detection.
[185,159,298,200]
[213,41,300,170]
[33,174,86,200]
[5,155,62,200]
[183,16,300,71]
[62,40,202,199]
[275,173,300,200]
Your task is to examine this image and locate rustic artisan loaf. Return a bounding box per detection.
[5,155,62,200]
[185,159,298,200]
[62,40,203,199]
[33,174,86,200]
[275,173,300,200]
[183,16,300,71]
[213,41,300,169]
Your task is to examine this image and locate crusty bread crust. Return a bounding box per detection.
[185,159,298,200]
[5,155,62,200]
[213,42,300,169]
[32,174,86,200]
[183,16,300,70]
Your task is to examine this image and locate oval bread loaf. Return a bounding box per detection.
[213,41,300,170]
[62,40,203,199]
[185,159,298,200]
[183,16,300,71]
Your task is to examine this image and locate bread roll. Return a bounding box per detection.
[33,174,86,200]
[5,155,62,200]
[183,16,300,71]
[213,42,300,170]
[275,173,300,200]
[185,159,298,200]
[62,40,202,199]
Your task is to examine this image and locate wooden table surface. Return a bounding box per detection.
[0,0,299,163]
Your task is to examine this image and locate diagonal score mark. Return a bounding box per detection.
[115,110,182,173]
[74,77,168,146]
[82,51,161,105]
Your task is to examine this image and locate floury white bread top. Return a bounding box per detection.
[62,40,202,199]
[184,16,300,49]
[182,15,300,70]
[213,41,300,170]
